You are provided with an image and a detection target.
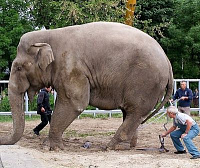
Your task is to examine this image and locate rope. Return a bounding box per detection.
[138,110,167,130]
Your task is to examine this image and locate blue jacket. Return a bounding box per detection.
[173,88,193,107]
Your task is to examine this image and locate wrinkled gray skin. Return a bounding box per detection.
[0,22,173,150]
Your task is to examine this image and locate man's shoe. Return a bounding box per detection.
[174,150,186,154]
[33,129,39,135]
[190,155,200,159]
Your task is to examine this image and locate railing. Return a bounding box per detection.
[1,79,200,117]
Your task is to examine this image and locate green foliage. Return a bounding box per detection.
[0,88,10,111]
[134,0,176,41]
[161,0,200,78]
[0,95,10,112]
[28,0,126,29]
[0,0,199,80]
[28,95,37,111]
[0,0,33,79]
[86,105,96,110]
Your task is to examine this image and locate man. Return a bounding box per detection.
[162,106,200,159]
[33,86,52,135]
[171,81,193,115]
[193,88,199,108]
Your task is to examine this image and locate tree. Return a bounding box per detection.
[0,0,33,79]
[28,0,126,29]
[161,0,200,78]
[134,0,176,42]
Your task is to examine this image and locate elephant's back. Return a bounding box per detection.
[71,22,168,64]
[71,22,170,77]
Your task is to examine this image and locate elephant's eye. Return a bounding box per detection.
[17,67,22,71]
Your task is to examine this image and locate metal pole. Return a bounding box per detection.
[187,80,189,88]
[53,90,57,105]
[125,0,136,26]
[174,80,177,107]
[25,92,30,117]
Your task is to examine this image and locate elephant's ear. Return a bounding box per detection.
[29,43,55,71]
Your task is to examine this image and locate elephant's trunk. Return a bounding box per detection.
[0,85,25,145]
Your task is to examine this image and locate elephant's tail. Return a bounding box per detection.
[141,59,173,124]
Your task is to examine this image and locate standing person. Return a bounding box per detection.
[33,86,52,135]
[162,106,200,159]
[171,81,193,115]
[193,88,199,108]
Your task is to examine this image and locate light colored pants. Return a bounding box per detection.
[178,106,190,115]
[170,123,200,157]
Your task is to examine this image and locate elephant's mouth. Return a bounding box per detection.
[27,88,37,102]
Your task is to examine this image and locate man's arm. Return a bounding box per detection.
[37,92,45,112]
[180,89,193,101]
[162,126,177,137]
[181,120,192,138]
[173,91,179,100]
[187,89,193,100]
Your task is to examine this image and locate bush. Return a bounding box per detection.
[0,95,10,112]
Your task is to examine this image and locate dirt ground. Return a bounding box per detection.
[1,117,200,168]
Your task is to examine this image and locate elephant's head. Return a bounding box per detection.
[0,36,55,145]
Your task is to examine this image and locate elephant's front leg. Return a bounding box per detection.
[49,75,90,150]
[49,98,83,150]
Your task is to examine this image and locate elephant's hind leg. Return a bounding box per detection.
[107,108,143,150]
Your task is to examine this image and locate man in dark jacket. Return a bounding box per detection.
[171,81,193,115]
[33,86,52,135]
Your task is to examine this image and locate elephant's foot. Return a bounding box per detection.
[130,138,137,147]
[130,133,138,147]
[49,138,64,151]
[107,138,130,150]
[50,142,64,151]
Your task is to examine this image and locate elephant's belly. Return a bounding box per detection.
[89,93,119,110]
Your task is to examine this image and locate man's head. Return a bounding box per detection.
[45,86,52,92]
[180,81,187,90]
[167,106,178,118]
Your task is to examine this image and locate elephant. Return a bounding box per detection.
[0,22,173,150]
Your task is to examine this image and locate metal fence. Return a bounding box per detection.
[0,79,200,117]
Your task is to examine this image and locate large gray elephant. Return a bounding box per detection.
[0,22,173,150]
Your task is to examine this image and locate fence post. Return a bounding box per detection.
[174,80,177,107]
[25,92,31,118]
[94,108,98,118]
[53,90,57,105]
[199,80,200,116]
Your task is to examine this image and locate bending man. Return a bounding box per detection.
[162,106,200,159]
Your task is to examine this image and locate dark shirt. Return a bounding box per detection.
[173,88,193,107]
[37,88,52,114]
[193,91,199,99]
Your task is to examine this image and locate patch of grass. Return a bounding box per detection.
[78,113,123,119]
[0,116,13,122]
[0,115,40,122]
[191,111,200,116]
[111,113,123,118]
[63,130,115,138]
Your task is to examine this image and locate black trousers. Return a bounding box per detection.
[34,113,51,132]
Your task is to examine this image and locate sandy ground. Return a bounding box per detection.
[1,117,200,168]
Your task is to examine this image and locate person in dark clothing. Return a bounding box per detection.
[193,88,199,108]
[33,86,52,135]
[171,81,193,115]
